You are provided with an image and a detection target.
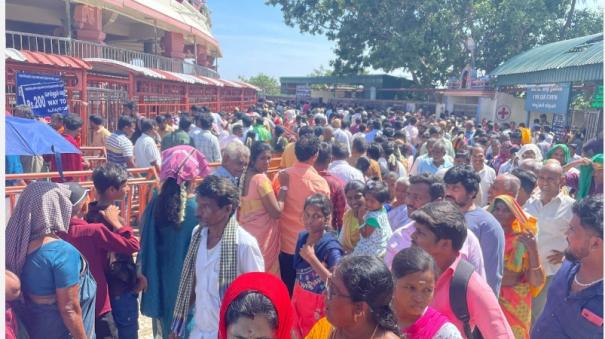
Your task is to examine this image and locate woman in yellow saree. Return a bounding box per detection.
[490,195,545,338]
[339,180,366,254]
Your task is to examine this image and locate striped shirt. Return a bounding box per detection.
[106,132,134,167]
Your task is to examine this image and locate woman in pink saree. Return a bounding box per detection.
[239,141,287,275]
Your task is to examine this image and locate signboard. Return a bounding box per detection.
[295,85,311,99]
[591,85,603,108]
[551,113,567,142]
[524,83,571,114]
[19,82,69,117]
[16,72,62,87]
[495,104,511,121]
[16,72,68,117]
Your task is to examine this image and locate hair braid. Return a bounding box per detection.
[371,304,400,335]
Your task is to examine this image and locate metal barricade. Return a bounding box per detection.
[5,158,283,224]
[5,167,158,225]
[81,146,107,169]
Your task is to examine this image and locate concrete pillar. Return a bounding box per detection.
[162,32,185,59]
[370,86,376,100]
[195,44,210,67]
[73,5,105,43]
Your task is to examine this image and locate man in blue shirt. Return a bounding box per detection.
[213,142,250,187]
[444,165,505,296]
[416,141,453,175]
[365,120,381,143]
[532,195,603,339]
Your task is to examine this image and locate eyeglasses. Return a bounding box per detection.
[325,276,351,300]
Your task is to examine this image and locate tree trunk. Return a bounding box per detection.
[560,0,577,39]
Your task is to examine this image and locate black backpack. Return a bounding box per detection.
[450,258,484,339]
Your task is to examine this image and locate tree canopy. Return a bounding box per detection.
[267,0,602,86]
[239,73,281,96]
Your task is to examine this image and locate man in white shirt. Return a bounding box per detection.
[176,176,264,339]
[524,161,574,322]
[134,118,161,174]
[471,145,496,207]
[328,142,364,184]
[404,116,419,146]
[331,119,351,155]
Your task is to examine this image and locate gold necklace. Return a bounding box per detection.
[330,324,379,339]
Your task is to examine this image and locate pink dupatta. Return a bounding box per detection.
[404,307,450,339]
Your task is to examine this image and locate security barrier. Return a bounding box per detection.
[5,157,283,224]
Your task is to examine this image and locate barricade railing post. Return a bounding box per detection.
[5,159,282,225]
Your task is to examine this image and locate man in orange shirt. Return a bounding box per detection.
[273,134,330,294]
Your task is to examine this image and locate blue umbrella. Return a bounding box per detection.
[6,116,81,156]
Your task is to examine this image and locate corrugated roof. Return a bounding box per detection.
[234,80,261,91]
[218,79,243,88]
[85,58,166,78]
[6,48,91,69]
[491,33,603,85]
[197,75,224,87]
[5,48,26,62]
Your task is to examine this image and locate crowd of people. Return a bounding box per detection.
[5,100,604,339]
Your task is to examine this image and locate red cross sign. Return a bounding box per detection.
[496,105,511,121]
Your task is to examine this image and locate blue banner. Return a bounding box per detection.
[16,72,62,87]
[524,83,571,114]
[16,72,68,117]
[19,82,69,117]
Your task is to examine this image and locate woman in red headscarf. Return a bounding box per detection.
[218,272,294,339]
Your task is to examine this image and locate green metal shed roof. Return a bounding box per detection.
[490,33,603,86]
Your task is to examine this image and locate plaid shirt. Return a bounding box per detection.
[189,128,222,163]
[319,170,346,231]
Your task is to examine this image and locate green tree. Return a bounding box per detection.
[307,65,334,90]
[266,0,602,86]
[239,73,281,96]
[307,65,333,77]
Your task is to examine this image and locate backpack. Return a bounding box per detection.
[449,258,484,339]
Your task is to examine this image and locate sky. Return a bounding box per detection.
[209,1,603,81]
[207,1,336,81]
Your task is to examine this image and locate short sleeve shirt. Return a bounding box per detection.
[106,132,134,167]
[134,133,161,168]
[21,240,82,295]
[294,232,343,294]
[532,260,603,339]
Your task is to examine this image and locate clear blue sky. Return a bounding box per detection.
[207,0,335,81]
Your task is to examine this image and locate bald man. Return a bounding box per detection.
[487,174,521,205]
[525,162,575,323]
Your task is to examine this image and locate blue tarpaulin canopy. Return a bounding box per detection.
[6,116,81,156]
